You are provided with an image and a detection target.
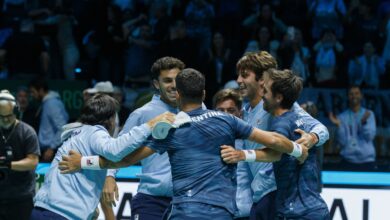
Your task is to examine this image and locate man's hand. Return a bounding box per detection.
[146,112,176,128]
[294,129,318,149]
[297,145,309,164]
[43,148,55,162]
[58,150,82,174]
[361,110,371,125]
[220,145,245,164]
[328,112,341,127]
[102,176,119,207]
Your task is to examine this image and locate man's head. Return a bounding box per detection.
[79,94,119,136]
[175,68,205,106]
[212,88,242,117]
[0,90,17,129]
[236,51,277,100]
[151,57,185,107]
[29,78,49,101]
[348,85,363,108]
[262,69,303,115]
[16,86,29,111]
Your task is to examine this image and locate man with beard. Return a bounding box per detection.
[0,90,40,220]
[233,51,329,219]
[222,69,330,219]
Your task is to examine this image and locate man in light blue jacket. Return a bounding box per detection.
[29,78,69,162]
[30,94,174,220]
[329,85,376,171]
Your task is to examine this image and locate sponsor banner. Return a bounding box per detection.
[96,182,390,220]
[322,188,389,220]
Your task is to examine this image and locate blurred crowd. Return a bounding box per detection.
[1,0,390,167]
[0,0,390,91]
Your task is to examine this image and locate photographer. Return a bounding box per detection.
[0,90,40,220]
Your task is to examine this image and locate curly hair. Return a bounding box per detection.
[150,57,185,80]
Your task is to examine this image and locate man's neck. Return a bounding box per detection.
[350,104,361,113]
[180,103,202,112]
[249,94,262,109]
[272,107,288,117]
[159,96,177,108]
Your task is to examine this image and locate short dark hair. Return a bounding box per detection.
[79,94,119,131]
[236,51,277,80]
[266,69,303,109]
[29,77,49,92]
[150,57,185,79]
[347,84,361,93]
[212,88,242,109]
[176,68,205,103]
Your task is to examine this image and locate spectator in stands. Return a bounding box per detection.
[329,85,377,171]
[277,0,309,39]
[346,2,381,56]
[0,90,40,220]
[204,31,235,106]
[348,42,385,89]
[149,1,172,42]
[185,0,215,56]
[97,3,125,84]
[15,86,40,132]
[0,19,49,80]
[313,29,343,87]
[255,26,279,60]
[29,78,68,162]
[244,40,259,53]
[160,20,197,68]
[308,0,347,40]
[242,3,286,40]
[124,23,156,81]
[277,27,311,85]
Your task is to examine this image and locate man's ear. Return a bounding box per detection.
[276,93,283,104]
[152,79,159,90]
[202,90,206,101]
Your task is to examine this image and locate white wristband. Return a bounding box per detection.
[289,142,302,158]
[81,156,101,170]
[243,150,256,162]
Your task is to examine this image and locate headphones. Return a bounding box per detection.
[0,90,20,115]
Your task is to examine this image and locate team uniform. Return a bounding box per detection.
[149,108,253,220]
[119,95,177,220]
[239,101,329,219]
[32,124,151,220]
[270,111,329,220]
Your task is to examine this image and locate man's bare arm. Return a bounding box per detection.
[221,145,282,163]
[248,128,295,153]
[59,147,155,174]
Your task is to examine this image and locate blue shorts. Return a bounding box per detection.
[130,193,171,220]
[164,202,233,220]
[30,207,68,220]
[249,190,276,220]
[276,207,330,220]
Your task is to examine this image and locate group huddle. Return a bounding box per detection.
[31,53,330,220]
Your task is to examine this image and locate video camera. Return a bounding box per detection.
[0,145,13,181]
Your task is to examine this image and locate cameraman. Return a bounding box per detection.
[0,90,40,220]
